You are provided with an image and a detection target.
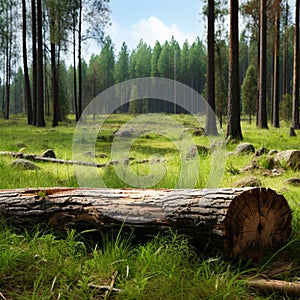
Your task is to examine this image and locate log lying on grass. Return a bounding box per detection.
[0,151,161,167]
[246,278,300,296]
[0,187,292,260]
[0,151,107,167]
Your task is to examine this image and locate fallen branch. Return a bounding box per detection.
[0,151,160,168]
[104,271,118,300]
[0,151,107,168]
[247,278,300,297]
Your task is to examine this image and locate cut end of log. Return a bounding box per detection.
[223,188,292,260]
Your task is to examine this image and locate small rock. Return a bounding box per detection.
[233,176,261,188]
[97,135,108,142]
[255,147,268,157]
[196,145,210,156]
[41,149,56,158]
[235,143,255,154]
[268,149,278,156]
[192,127,206,136]
[114,129,134,137]
[275,150,300,169]
[284,178,300,186]
[16,142,26,148]
[95,153,108,158]
[11,159,40,170]
[186,145,198,159]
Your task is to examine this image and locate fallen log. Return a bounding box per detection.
[0,187,292,260]
[0,151,107,167]
[0,151,161,168]
[246,278,300,297]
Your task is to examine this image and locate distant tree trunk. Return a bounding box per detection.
[51,42,59,127]
[258,0,268,129]
[272,0,281,128]
[205,0,218,135]
[226,0,243,141]
[292,0,300,129]
[282,1,289,96]
[72,7,78,121]
[4,2,13,120]
[256,31,260,126]
[5,38,11,120]
[77,0,83,121]
[216,44,225,128]
[36,0,45,127]
[31,0,37,125]
[22,0,32,125]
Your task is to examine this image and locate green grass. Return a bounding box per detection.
[0,222,271,300]
[0,114,300,299]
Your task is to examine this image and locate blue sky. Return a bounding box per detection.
[89,0,205,55]
[84,0,295,58]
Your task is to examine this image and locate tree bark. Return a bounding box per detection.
[272,0,280,128]
[292,0,300,129]
[247,278,300,297]
[51,42,59,127]
[282,1,289,96]
[31,0,37,126]
[77,0,83,121]
[72,11,78,120]
[0,187,292,260]
[227,0,243,141]
[22,0,33,125]
[205,0,217,136]
[36,0,45,127]
[258,0,268,129]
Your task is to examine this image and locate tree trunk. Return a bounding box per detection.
[72,14,78,120]
[4,2,12,120]
[258,0,268,129]
[292,0,300,129]
[226,0,243,141]
[51,42,59,127]
[272,0,280,128]
[22,0,32,125]
[205,0,217,136]
[0,187,292,260]
[36,0,45,127]
[31,0,37,126]
[77,0,83,121]
[282,1,289,96]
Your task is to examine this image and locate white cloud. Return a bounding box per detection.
[107,16,198,53]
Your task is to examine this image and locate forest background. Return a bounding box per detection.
[0,0,299,140]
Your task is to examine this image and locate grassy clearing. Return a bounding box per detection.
[0,114,300,298]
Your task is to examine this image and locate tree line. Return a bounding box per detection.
[0,0,299,141]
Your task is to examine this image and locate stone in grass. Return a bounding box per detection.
[11,159,40,170]
[268,149,278,156]
[275,150,300,170]
[16,142,26,148]
[196,145,210,156]
[233,176,261,188]
[235,143,255,154]
[284,178,300,186]
[255,147,268,157]
[41,149,56,158]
